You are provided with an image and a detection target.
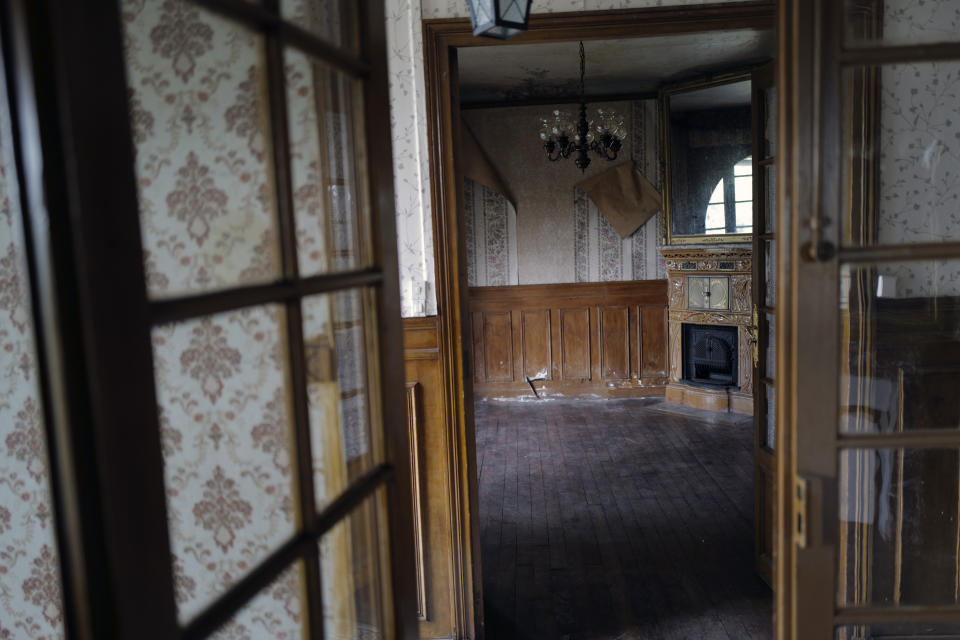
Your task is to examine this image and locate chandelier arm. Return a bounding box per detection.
[538,41,624,173]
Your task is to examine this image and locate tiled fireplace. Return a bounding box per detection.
[661,247,754,415]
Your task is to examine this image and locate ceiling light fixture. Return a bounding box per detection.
[540,42,625,172]
[466,0,532,40]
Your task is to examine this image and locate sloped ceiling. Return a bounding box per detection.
[457,29,775,106]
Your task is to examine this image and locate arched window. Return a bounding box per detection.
[704,156,753,234]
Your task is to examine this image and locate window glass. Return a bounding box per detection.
[152,305,297,623]
[122,3,282,299]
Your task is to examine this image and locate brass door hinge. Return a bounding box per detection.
[794,475,808,549]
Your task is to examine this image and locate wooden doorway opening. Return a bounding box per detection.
[421,3,776,638]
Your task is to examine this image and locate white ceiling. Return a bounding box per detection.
[457,29,774,106]
[670,79,753,112]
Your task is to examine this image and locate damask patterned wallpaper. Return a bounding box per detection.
[463,179,519,287]
[0,37,64,640]
[120,0,363,634]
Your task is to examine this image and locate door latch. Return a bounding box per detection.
[747,304,759,369]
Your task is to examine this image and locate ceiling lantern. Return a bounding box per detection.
[466,0,532,40]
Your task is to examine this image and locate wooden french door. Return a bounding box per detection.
[752,61,776,587]
[3,0,418,638]
[780,0,960,637]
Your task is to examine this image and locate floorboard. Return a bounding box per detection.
[476,398,773,640]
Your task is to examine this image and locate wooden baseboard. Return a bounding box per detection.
[666,382,754,415]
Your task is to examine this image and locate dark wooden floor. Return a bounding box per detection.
[475,398,773,640]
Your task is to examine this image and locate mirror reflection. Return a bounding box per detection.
[664,77,753,243]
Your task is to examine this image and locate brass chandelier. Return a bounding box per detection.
[539,42,625,172]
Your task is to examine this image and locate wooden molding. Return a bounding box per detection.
[423,2,775,50]
[404,382,428,621]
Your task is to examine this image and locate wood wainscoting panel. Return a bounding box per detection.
[641,305,669,378]
[600,306,630,380]
[521,309,551,380]
[470,311,484,383]
[482,311,513,382]
[468,281,668,398]
[560,308,592,381]
[402,317,456,638]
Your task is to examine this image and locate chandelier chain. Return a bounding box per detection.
[579,41,585,100]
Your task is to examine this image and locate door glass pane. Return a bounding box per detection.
[765,86,776,158]
[320,489,391,640]
[842,62,960,248]
[764,382,775,449]
[303,289,382,508]
[211,561,306,639]
[764,163,776,232]
[121,3,282,299]
[152,305,297,623]
[836,622,960,639]
[839,448,960,608]
[840,260,960,433]
[281,0,357,53]
[0,54,65,638]
[764,240,776,308]
[765,312,775,377]
[285,49,371,278]
[845,0,960,46]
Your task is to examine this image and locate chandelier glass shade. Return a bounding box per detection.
[539,42,625,172]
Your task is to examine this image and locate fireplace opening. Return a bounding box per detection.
[682,323,738,388]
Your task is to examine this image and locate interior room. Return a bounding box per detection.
[455,25,776,639]
[4,1,960,639]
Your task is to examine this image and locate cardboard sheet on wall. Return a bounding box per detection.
[576,161,661,239]
[461,121,515,207]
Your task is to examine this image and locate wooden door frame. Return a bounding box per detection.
[421,3,776,638]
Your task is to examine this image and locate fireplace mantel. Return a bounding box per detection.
[661,247,754,414]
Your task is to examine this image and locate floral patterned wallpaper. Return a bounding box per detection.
[573,99,666,282]
[875,1,960,297]
[386,0,437,316]
[462,99,664,286]
[386,0,753,314]
[463,179,519,286]
[0,31,64,640]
